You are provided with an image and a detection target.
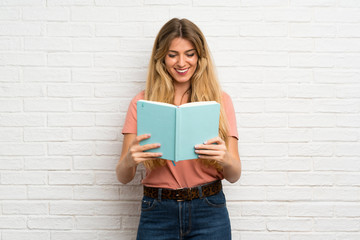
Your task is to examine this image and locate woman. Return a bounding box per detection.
[116,18,241,240]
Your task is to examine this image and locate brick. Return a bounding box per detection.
[241,203,287,217]
[2,201,48,215]
[72,69,119,83]
[2,231,50,240]
[291,0,336,7]
[73,156,118,170]
[264,157,311,171]
[25,157,71,170]
[22,7,69,21]
[71,7,119,22]
[24,37,71,51]
[74,186,119,200]
[264,128,311,142]
[0,83,43,97]
[28,217,73,230]
[96,23,142,37]
[267,219,313,231]
[313,187,360,201]
[334,204,360,217]
[265,100,311,113]
[1,171,47,185]
[313,128,358,142]
[0,128,22,142]
[289,114,336,127]
[264,7,312,22]
[47,113,95,127]
[289,173,334,186]
[314,157,360,171]
[51,231,97,240]
[0,23,42,36]
[72,38,120,51]
[290,23,336,37]
[23,68,70,82]
[24,128,71,142]
[28,186,73,200]
[0,53,46,66]
[289,203,333,217]
[0,143,45,156]
[48,142,93,156]
[237,114,287,128]
[0,217,27,229]
[289,143,333,157]
[267,187,312,201]
[75,216,121,230]
[24,99,70,112]
[0,67,19,82]
[49,172,94,185]
[0,157,23,170]
[0,8,20,20]
[314,219,360,232]
[0,186,27,200]
[336,143,360,156]
[240,173,287,186]
[47,84,93,97]
[47,23,93,37]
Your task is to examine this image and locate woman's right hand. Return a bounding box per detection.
[124,134,162,168]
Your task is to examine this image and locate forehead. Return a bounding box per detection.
[168,38,195,51]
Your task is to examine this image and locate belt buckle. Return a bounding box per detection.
[176,188,192,201]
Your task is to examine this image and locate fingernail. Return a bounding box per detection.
[157,144,161,147]
[203,141,207,144]
[147,134,151,137]
[194,145,199,149]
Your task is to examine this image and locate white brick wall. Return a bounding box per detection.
[0,1,359,239]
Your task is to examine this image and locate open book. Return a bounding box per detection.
[137,100,220,162]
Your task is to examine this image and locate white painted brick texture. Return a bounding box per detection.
[0,0,359,239]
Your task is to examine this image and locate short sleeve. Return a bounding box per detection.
[222,92,239,140]
[122,91,145,135]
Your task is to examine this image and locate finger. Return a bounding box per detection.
[195,149,221,156]
[138,143,161,152]
[195,144,224,150]
[204,136,225,145]
[134,134,151,144]
[133,151,163,160]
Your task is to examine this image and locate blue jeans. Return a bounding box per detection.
[136,189,231,240]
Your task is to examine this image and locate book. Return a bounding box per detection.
[137,100,220,162]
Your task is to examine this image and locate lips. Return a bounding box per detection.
[175,68,189,75]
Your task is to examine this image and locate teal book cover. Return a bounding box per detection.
[137,100,220,162]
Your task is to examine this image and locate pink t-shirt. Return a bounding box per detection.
[122,90,238,189]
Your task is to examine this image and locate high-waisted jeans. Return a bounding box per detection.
[136,189,231,240]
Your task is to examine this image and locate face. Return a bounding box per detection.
[164,38,198,85]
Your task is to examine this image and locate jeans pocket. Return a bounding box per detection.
[141,196,158,212]
[204,191,226,208]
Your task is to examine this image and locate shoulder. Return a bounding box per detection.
[133,90,145,101]
[221,91,233,105]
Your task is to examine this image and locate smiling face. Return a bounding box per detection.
[164,38,198,86]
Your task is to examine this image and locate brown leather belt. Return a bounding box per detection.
[143,180,222,201]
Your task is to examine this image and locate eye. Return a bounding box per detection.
[168,54,176,58]
[187,53,195,57]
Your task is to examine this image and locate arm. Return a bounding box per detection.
[195,136,241,183]
[116,133,162,184]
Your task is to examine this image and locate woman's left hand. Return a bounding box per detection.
[194,136,231,167]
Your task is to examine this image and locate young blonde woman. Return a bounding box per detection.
[116,18,241,240]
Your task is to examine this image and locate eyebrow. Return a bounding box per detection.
[168,49,196,53]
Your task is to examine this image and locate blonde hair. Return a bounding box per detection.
[144,18,229,171]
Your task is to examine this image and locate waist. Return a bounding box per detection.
[143,180,222,201]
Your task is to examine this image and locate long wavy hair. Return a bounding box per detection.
[143,18,229,171]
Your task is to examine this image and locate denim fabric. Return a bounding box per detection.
[136,189,231,240]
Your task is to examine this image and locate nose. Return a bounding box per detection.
[177,55,186,68]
